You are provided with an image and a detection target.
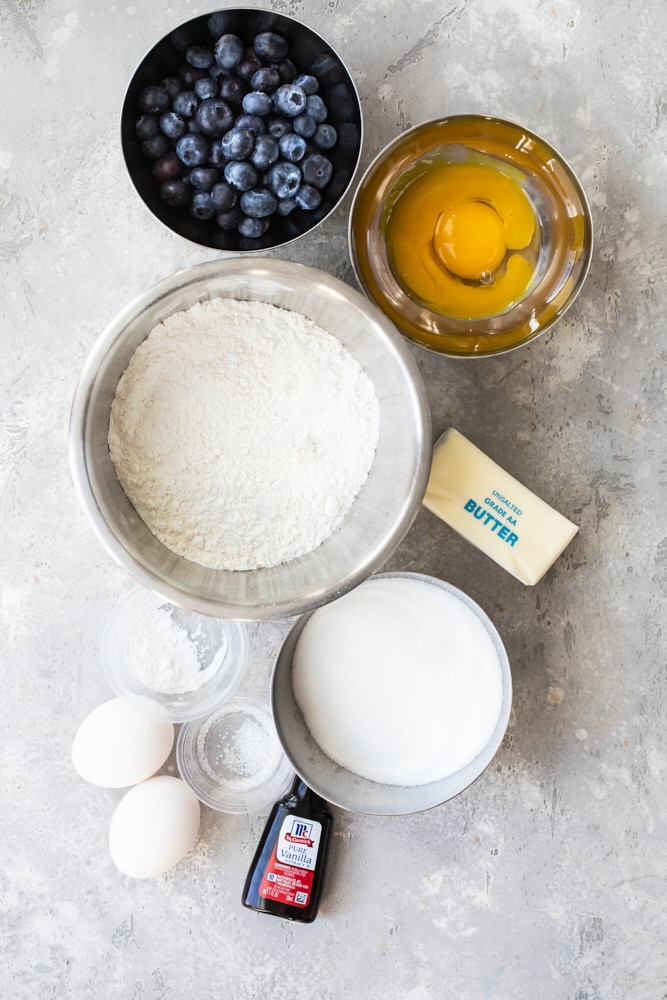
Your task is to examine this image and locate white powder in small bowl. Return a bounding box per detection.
[195,702,283,792]
[126,600,226,694]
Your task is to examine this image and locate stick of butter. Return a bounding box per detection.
[423,428,579,586]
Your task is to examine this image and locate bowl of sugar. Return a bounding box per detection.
[271,572,512,815]
[69,258,431,620]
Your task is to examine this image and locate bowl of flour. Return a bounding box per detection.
[70,258,431,619]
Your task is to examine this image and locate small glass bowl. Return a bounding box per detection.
[101,586,248,723]
[349,114,593,357]
[177,696,294,812]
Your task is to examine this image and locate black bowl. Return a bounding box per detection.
[121,8,362,252]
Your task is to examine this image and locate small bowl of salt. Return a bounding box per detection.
[176,696,293,813]
[101,586,249,723]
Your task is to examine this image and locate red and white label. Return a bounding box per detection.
[258,815,323,907]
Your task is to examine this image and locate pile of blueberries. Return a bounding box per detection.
[134,21,340,242]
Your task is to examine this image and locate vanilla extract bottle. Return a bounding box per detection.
[241,775,333,922]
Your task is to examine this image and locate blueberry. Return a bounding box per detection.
[175,133,210,167]
[236,47,262,81]
[273,84,307,118]
[279,132,306,162]
[234,113,267,135]
[267,161,301,199]
[242,91,273,116]
[138,85,170,114]
[238,215,270,238]
[250,67,281,94]
[277,197,298,216]
[187,44,214,69]
[224,160,259,191]
[179,64,206,88]
[253,31,289,62]
[159,110,186,139]
[273,58,298,83]
[160,179,191,208]
[267,116,291,139]
[142,134,169,159]
[216,205,243,230]
[305,95,328,124]
[221,127,255,160]
[173,90,199,117]
[240,188,278,218]
[135,114,159,140]
[190,191,216,220]
[189,167,220,191]
[210,181,237,211]
[152,152,183,182]
[293,114,316,138]
[219,76,247,107]
[295,184,322,211]
[293,73,319,95]
[312,123,338,150]
[161,76,182,98]
[250,134,279,170]
[302,153,333,189]
[207,12,228,37]
[195,98,234,136]
[214,33,244,71]
[194,76,218,100]
[208,139,226,166]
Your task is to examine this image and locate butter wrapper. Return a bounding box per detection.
[423,428,579,586]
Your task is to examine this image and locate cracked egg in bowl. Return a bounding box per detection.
[349,114,593,358]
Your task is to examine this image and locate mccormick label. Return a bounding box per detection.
[258,815,323,907]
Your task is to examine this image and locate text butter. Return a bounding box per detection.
[423,428,579,586]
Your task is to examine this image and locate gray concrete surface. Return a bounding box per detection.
[2,0,666,997]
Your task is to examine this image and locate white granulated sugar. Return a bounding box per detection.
[292,576,504,787]
[108,298,380,571]
[125,598,226,694]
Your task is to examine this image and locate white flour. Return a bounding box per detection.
[108,298,380,571]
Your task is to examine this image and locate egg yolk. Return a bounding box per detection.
[434,201,507,280]
[385,161,537,321]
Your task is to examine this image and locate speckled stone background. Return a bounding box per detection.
[2,0,666,997]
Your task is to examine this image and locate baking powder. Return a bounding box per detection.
[126,598,225,694]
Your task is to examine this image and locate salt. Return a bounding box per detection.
[292,576,504,786]
[195,702,283,792]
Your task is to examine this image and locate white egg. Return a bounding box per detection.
[109,775,201,878]
[71,697,174,787]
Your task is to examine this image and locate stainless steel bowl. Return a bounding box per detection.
[121,8,362,253]
[69,259,431,620]
[271,572,512,815]
[349,115,593,357]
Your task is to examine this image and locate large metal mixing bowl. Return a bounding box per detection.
[69,259,431,620]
